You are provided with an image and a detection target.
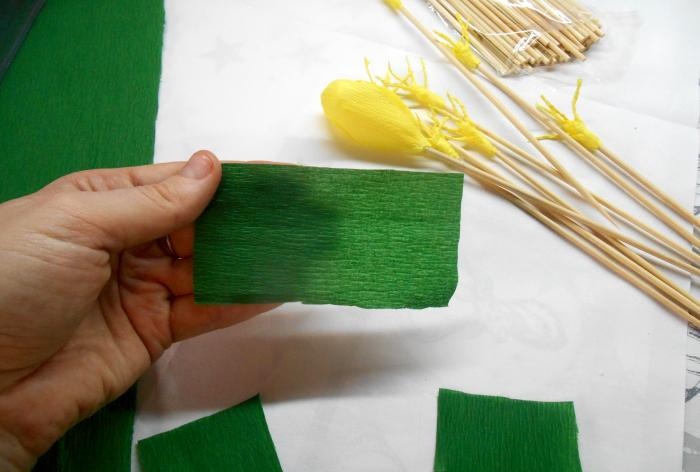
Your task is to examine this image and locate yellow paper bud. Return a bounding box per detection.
[384,0,402,10]
[321,79,429,155]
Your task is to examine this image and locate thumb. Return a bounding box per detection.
[84,150,222,251]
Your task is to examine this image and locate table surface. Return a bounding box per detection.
[137,1,700,471]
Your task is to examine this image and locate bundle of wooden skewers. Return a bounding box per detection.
[321,0,700,328]
[427,0,603,75]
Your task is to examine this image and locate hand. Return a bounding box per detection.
[0,151,278,471]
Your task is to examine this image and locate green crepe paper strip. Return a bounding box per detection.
[32,386,137,472]
[138,395,283,472]
[0,0,165,469]
[434,388,583,472]
[0,0,164,203]
[194,164,464,309]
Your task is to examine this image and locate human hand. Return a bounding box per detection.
[0,151,278,471]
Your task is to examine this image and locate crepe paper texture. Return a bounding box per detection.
[138,395,283,472]
[0,0,165,203]
[194,164,464,309]
[434,388,583,472]
[0,0,45,81]
[32,386,137,472]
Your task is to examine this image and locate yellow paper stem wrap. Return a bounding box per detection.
[435,16,480,70]
[537,79,602,151]
[424,116,458,157]
[446,95,497,158]
[321,79,430,155]
[386,59,446,110]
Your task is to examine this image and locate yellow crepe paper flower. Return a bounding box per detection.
[321,79,430,155]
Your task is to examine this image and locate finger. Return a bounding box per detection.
[149,257,193,297]
[123,254,193,296]
[42,156,279,195]
[169,225,194,258]
[169,296,280,341]
[41,161,189,194]
[159,162,287,258]
[78,150,222,251]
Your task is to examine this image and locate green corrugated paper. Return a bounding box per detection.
[137,395,283,472]
[0,0,164,203]
[434,388,583,472]
[32,387,138,472]
[0,0,165,469]
[194,164,464,308]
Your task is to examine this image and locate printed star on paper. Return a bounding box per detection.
[289,39,326,72]
[201,37,244,73]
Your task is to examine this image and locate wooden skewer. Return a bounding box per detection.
[395,3,617,226]
[509,1,586,60]
[430,0,514,72]
[450,147,700,315]
[473,125,700,269]
[598,144,700,227]
[401,4,698,248]
[434,0,529,65]
[429,148,683,267]
[490,148,700,277]
[433,101,700,271]
[385,0,696,321]
[475,65,700,245]
[509,197,698,327]
[435,0,601,73]
[425,148,700,322]
[463,0,552,66]
[506,151,700,273]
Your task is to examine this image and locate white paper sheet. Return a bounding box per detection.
[135,1,700,470]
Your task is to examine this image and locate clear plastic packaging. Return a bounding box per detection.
[426,0,603,76]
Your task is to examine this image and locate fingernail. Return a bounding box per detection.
[181,153,213,179]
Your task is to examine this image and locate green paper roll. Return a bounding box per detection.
[0,0,164,203]
[0,0,166,470]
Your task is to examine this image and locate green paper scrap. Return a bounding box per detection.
[434,388,583,472]
[0,0,165,203]
[32,386,137,472]
[194,164,464,309]
[138,395,283,472]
